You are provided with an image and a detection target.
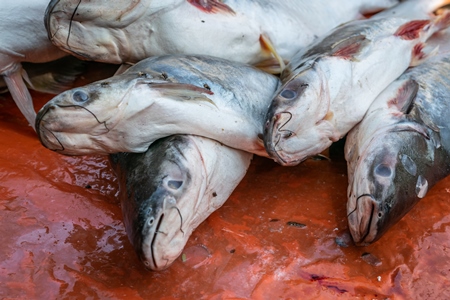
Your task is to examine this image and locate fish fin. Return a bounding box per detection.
[390,122,430,139]
[388,79,419,113]
[21,68,34,88]
[148,82,217,107]
[187,0,235,14]
[21,56,87,94]
[395,9,450,41]
[410,43,439,66]
[394,20,431,40]
[432,8,450,31]
[259,34,286,73]
[3,65,37,130]
[330,34,369,61]
[253,58,287,74]
[114,63,134,76]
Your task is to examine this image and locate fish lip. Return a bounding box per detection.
[44,0,60,41]
[348,194,380,246]
[35,104,65,151]
[264,111,302,166]
[147,213,165,271]
[139,194,183,271]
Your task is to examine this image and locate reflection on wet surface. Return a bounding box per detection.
[1,90,450,299]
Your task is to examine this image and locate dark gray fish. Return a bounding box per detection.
[345,49,450,246]
[35,55,279,157]
[110,135,252,270]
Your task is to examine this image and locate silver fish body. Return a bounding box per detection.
[44,0,398,69]
[263,4,450,166]
[345,52,450,246]
[36,55,279,156]
[110,134,252,270]
[1,0,68,129]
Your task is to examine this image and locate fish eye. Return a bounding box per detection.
[280,89,297,99]
[147,218,154,226]
[168,180,183,190]
[72,90,90,103]
[374,164,392,177]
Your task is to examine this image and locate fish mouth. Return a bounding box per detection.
[140,197,185,271]
[35,104,70,152]
[347,194,380,246]
[264,111,304,166]
[36,103,110,154]
[44,0,60,41]
[144,213,165,271]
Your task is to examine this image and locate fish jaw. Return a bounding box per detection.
[45,0,152,62]
[264,65,339,166]
[347,194,381,246]
[139,195,185,271]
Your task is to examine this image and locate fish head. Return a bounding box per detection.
[264,60,337,166]
[347,127,433,246]
[45,0,149,63]
[36,71,166,155]
[111,135,205,271]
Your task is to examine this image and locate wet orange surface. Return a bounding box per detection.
[1,88,450,299]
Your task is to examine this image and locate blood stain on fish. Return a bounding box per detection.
[187,0,235,14]
[394,20,431,40]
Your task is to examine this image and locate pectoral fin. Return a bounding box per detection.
[149,82,217,107]
[3,65,37,130]
[114,62,134,76]
[388,78,419,113]
[254,57,287,75]
[259,34,286,73]
[21,56,87,94]
[330,34,369,61]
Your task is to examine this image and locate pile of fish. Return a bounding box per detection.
[5,0,450,270]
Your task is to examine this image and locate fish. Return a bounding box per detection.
[44,0,398,73]
[110,134,252,270]
[345,43,450,246]
[1,0,70,130]
[263,0,450,166]
[35,55,280,156]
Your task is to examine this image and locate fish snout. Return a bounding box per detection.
[264,111,298,166]
[139,194,186,271]
[347,194,382,246]
[44,0,60,40]
[36,104,64,151]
